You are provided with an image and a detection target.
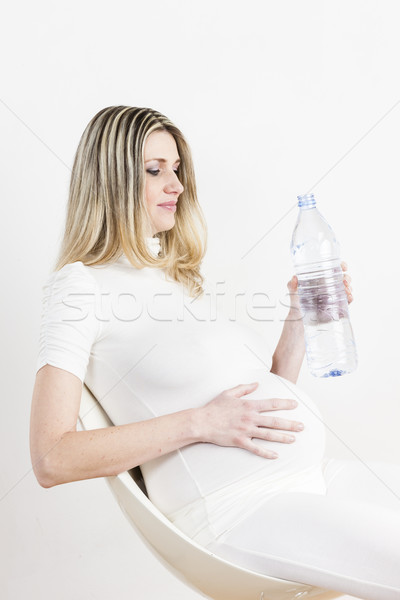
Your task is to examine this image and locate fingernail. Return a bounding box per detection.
[297,423,304,430]
[291,400,298,407]
[271,452,279,459]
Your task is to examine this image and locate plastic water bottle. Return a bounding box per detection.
[290,193,357,378]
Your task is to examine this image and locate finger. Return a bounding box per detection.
[240,439,279,459]
[343,278,354,303]
[346,293,353,304]
[341,261,348,272]
[287,275,298,291]
[252,398,298,411]
[343,274,353,301]
[251,427,296,444]
[344,281,353,295]
[258,415,304,432]
[231,381,259,398]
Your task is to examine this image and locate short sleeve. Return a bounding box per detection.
[36,262,102,383]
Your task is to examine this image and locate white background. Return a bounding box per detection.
[1,1,400,599]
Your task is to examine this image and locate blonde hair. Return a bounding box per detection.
[55,106,208,298]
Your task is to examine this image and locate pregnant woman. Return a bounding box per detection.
[30,106,400,600]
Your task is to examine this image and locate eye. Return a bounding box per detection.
[146,167,180,176]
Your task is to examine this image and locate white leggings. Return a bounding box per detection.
[204,458,400,600]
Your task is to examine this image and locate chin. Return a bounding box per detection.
[156,218,175,233]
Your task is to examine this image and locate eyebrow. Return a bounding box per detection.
[144,157,181,164]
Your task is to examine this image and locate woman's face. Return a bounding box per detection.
[144,130,184,236]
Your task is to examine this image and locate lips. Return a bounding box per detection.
[158,201,177,213]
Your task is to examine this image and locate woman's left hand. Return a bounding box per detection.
[287,261,354,314]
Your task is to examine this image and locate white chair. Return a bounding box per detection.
[78,384,342,600]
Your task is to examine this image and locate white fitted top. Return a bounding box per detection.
[36,237,327,542]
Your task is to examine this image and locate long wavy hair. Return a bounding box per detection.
[55,106,208,298]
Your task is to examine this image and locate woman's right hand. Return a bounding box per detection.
[196,381,304,459]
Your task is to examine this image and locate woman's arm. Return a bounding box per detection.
[30,366,303,488]
[270,307,305,384]
[270,263,353,384]
[30,365,200,488]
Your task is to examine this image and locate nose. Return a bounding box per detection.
[164,171,184,196]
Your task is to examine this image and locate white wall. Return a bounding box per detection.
[1,1,399,598]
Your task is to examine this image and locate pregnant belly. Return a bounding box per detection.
[141,368,327,515]
[240,368,326,463]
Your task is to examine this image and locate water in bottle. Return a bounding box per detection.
[290,193,357,378]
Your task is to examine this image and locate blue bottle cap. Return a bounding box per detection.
[297,193,316,208]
